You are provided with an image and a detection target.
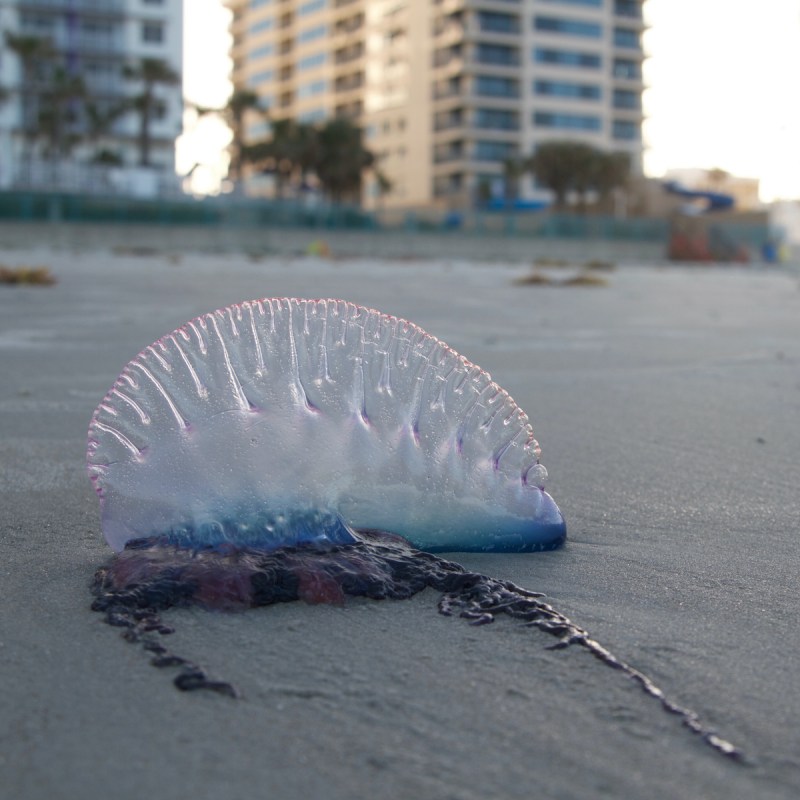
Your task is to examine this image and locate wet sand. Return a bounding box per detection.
[1,243,799,799]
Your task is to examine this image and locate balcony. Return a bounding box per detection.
[433,79,463,101]
[334,72,364,93]
[334,43,365,65]
[332,15,365,37]
[433,110,464,132]
[434,144,466,164]
[432,21,465,48]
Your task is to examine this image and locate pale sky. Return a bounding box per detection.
[178,0,800,201]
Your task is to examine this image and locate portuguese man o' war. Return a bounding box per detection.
[88,297,564,553]
[87,298,741,760]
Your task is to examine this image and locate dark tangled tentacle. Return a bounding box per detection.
[90,530,742,760]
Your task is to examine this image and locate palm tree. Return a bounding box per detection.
[123,58,180,167]
[591,151,630,208]
[194,89,267,187]
[314,118,374,203]
[38,67,87,160]
[4,33,57,170]
[528,141,623,212]
[84,99,129,163]
[246,117,321,197]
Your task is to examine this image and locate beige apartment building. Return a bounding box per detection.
[227,0,645,210]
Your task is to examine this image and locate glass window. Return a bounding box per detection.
[299,108,327,123]
[298,51,326,70]
[249,43,275,60]
[614,1,642,20]
[478,12,520,34]
[613,119,640,140]
[613,58,642,79]
[612,88,640,109]
[534,48,601,68]
[534,80,600,99]
[250,17,274,35]
[142,21,163,43]
[248,120,271,139]
[248,69,274,87]
[534,17,602,37]
[474,108,519,131]
[475,43,519,66]
[613,27,640,49]
[533,111,601,131]
[474,140,517,161]
[297,79,327,98]
[298,24,327,43]
[475,75,519,98]
[298,0,326,14]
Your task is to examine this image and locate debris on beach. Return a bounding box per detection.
[514,269,609,287]
[0,264,57,286]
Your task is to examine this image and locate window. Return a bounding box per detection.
[474,140,517,161]
[248,120,271,139]
[474,108,519,131]
[249,43,275,60]
[298,24,327,43]
[434,141,464,163]
[534,17,602,37]
[614,1,642,19]
[299,108,326,123]
[250,17,274,35]
[613,27,640,49]
[251,0,273,7]
[613,58,641,79]
[613,119,640,140]
[475,43,519,66]
[475,75,519,98]
[613,88,640,109]
[298,0,326,14]
[20,13,55,30]
[535,80,600,99]
[298,51,326,70]
[297,79,327,98]
[535,48,601,68]
[83,20,113,34]
[142,21,164,43]
[534,111,601,131]
[248,69,274,87]
[477,12,520,34]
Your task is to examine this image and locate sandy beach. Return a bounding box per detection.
[1,233,799,799]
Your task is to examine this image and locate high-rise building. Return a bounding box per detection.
[0,0,184,195]
[227,0,644,209]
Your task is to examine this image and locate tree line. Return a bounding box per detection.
[4,33,629,209]
[197,89,377,203]
[500,141,631,211]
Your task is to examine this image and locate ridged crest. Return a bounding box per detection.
[87,298,565,552]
